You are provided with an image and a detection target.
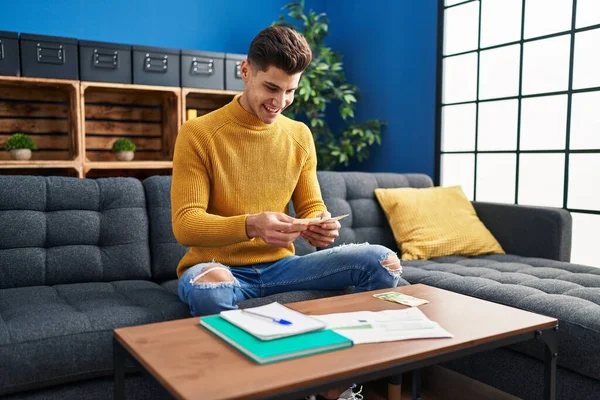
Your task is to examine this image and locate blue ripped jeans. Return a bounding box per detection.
[178,243,402,316]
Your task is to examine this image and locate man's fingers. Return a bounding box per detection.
[271,213,311,232]
[319,211,332,220]
[269,217,306,233]
[308,224,340,236]
[315,222,339,230]
[263,229,302,247]
[302,230,336,247]
[278,223,306,233]
[299,211,340,248]
[302,233,319,247]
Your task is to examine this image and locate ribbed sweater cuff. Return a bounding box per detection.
[222,215,251,243]
[178,214,251,247]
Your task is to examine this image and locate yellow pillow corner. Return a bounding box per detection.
[374,186,505,261]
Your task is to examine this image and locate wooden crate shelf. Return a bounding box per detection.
[0,77,240,178]
[81,82,181,164]
[0,76,80,162]
[181,87,239,124]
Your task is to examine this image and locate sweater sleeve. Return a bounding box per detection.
[291,124,328,219]
[171,122,251,247]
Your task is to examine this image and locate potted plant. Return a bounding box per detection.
[273,1,386,170]
[112,138,136,161]
[4,133,37,160]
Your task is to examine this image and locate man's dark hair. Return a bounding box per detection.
[248,26,312,74]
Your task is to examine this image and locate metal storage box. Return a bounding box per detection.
[20,33,79,80]
[181,49,224,90]
[79,40,132,84]
[0,31,20,77]
[225,53,246,91]
[132,45,180,87]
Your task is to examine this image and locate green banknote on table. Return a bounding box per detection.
[373,292,429,307]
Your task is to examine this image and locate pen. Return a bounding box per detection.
[242,309,293,325]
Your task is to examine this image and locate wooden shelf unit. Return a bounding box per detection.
[81,81,180,167]
[0,77,240,178]
[0,76,81,165]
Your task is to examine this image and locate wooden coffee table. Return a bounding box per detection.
[114,284,558,400]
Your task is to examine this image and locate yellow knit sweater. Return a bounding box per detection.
[171,95,327,277]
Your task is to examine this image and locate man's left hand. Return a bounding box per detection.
[301,211,340,247]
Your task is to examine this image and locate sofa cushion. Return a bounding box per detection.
[0,176,151,289]
[374,186,504,260]
[316,171,433,250]
[402,254,600,381]
[0,281,189,395]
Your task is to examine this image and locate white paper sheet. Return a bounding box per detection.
[314,308,453,344]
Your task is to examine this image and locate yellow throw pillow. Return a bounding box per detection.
[374,186,505,261]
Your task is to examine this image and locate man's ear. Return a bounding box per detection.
[240,60,251,83]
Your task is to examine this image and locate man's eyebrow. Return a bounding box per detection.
[265,81,298,91]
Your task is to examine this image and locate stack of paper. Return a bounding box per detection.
[314,308,453,344]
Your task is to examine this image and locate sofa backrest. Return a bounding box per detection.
[0,176,151,289]
[143,176,188,282]
[143,172,433,282]
[316,171,433,250]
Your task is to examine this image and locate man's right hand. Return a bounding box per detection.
[246,212,307,247]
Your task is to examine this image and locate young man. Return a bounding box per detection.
[172,25,401,314]
[171,26,401,399]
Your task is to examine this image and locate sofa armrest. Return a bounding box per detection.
[472,202,572,262]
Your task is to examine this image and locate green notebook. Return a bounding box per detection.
[200,315,353,364]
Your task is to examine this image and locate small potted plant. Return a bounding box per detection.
[4,133,37,160]
[112,138,136,161]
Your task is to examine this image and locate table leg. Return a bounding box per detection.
[412,369,422,400]
[539,327,559,400]
[114,337,126,400]
[387,374,402,400]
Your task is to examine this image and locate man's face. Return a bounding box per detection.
[239,60,302,124]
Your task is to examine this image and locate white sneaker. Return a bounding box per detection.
[337,384,363,400]
[305,384,363,400]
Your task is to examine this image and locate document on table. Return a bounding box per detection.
[313,308,453,344]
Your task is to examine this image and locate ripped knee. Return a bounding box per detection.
[190,264,235,285]
[380,253,402,273]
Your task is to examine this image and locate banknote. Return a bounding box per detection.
[293,214,350,226]
[373,291,429,307]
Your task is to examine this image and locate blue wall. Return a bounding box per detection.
[4,0,438,176]
[324,0,438,177]
[2,0,323,54]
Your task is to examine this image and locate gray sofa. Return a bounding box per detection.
[0,172,598,400]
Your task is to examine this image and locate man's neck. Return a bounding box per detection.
[237,94,255,116]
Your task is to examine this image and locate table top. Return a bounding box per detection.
[114,284,558,400]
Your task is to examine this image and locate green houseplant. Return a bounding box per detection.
[273,1,385,170]
[112,138,136,161]
[4,133,37,160]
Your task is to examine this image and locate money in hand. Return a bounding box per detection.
[373,291,429,307]
[293,214,349,226]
